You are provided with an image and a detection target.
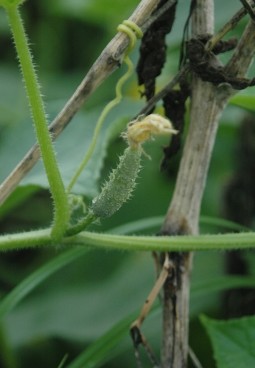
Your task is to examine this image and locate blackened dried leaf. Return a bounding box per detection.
[187,37,255,89]
[161,80,190,171]
[137,0,178,101]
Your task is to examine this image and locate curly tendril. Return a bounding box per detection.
[67,20,143,192]
[117,20,143,52]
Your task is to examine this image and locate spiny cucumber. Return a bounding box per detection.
[91,114,177,219]
[91,146,142,218]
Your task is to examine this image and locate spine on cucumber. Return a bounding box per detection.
[91,146,142,218]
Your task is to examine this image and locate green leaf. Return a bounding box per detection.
[0,247,88,320]
[67,313,134,368]
[229,89,255,111]
[0,185,39,219]
[4,252,154,346]
[43,0,138,29]
[1,88,142,199]
[0,64,143,202]
[109,215,249,235]
[68,273,255,368]
[18,108,113,198]
[25,100,141,197]
[192,275,255,298]
[0,0,26,7]
[67,272,255,368]
[201,315,255,368]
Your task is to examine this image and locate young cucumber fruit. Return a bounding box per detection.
[91,114,177,219]
[91,146,142,218]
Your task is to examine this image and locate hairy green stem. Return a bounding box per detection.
[5,4,69,241]
[69,231,255,251]
[0,229,52,251]
[1,228,255,252]
[65,211,97,237]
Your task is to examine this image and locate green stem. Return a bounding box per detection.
[0,228,52,251]
[0,247,88,319]
[1,228,255,252]
[5,4,69,241]
[68,231,255,252]
[65,212,97,237]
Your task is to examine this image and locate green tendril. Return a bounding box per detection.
[67,20,143,193]
[118,20,143,52]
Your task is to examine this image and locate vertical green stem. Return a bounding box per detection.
[5,4,69,241]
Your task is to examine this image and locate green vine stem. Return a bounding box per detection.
[4,4,69,240]
[66,231,255,252]
[65,211,97,237]
[1,227,255,253]
[0,228,52,251]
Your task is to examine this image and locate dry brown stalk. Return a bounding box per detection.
[159,1,255,367]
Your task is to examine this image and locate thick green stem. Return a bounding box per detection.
[0,228,52,251]
[5,4,69,241]
[68,231,255,252]
[1,228,255,252]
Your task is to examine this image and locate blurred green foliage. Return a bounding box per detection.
[0,1,255,367]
